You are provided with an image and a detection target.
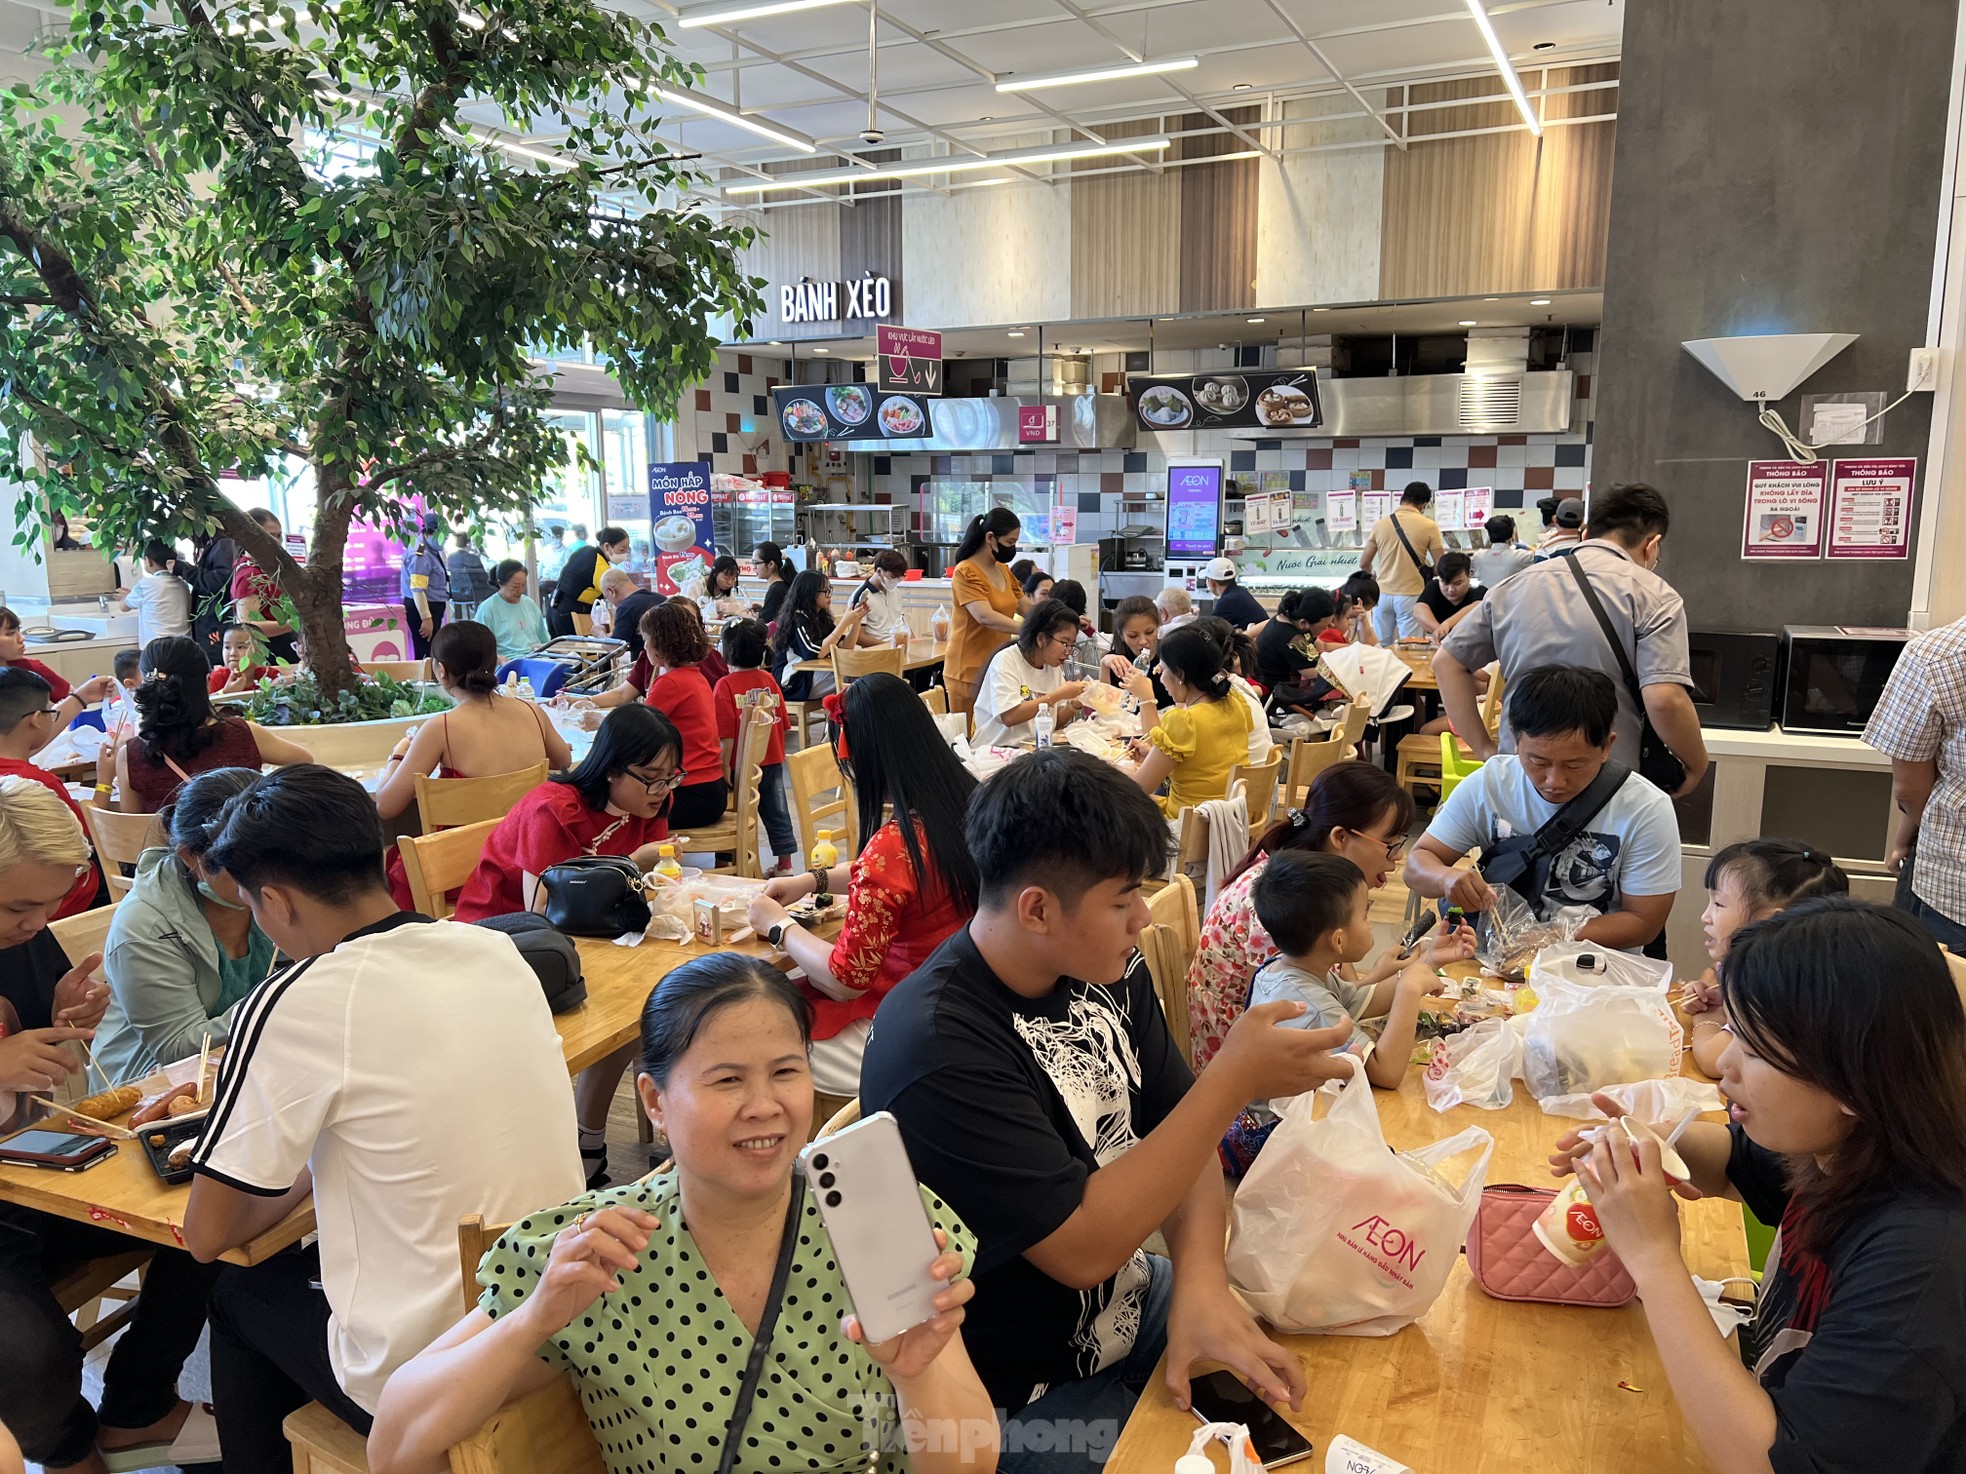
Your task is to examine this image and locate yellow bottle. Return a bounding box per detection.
[810,829,839,869]
[653,843,683,882]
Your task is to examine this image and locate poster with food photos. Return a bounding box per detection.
[1741,460,1828,560]
[1826,457,1915,560]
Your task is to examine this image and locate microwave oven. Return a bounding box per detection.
[1685,630,1779,730]
[1779,625,1914,736]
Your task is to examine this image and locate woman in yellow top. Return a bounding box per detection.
[1127,625,1255,816]
[943,508,1025,714]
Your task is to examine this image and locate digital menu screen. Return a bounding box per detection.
[1167,464,1223,558]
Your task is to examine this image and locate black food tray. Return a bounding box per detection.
[137,1115,206,1184]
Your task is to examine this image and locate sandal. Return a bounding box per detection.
[101,1401,221,1473]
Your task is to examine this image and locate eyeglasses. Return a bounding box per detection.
[625,767,685,795]
[1369,833,1408,861]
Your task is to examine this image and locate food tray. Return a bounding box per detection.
[137,1116,207,1185]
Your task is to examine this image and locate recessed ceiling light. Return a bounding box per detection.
[980,116,994,122]
[678,0,859,28]
[1533,40,1556,50]
[767,340,784,346]
[813,347,830,353]
[995,57,1199,92]
[1007,330,1025,338]
[1312,306,1329,312]
[1530,297,1552,306]
[1483,296,1499,302]
[1247,317,1265,324]
[1232,82,1253,91]
[1459,320,1479,327]
[724,136,1171,195]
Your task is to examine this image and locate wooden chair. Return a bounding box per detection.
[570,612,594,637]
[784,742,857,864]
[1226,750,1283,831]
[415,764,549,833]
[84,807,163,899]
[831,644,904,685]
[1147,872,1201,965]
[397,818,501,919]
[1279,705,1369,814]
[672,701,770,878]
[919,684,949,716]
[1479,666,1507,740]
[815,1095,862,1140]
[367,659,431,683]
[47,900,119,967]
[52,1250,150,1353]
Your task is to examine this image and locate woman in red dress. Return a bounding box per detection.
[746,672,979,1097]
[119,637,311,813]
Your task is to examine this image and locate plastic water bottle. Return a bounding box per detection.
[517,676,536,702]
[1034,705,1055,749]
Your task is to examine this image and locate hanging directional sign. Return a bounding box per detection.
[877,324,943,395]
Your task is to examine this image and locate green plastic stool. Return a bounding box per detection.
[1439,732,1484,803]
[1742,1204,1776,1275]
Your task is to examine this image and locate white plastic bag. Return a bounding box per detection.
[1520,977,1684,1103]
[1536,1076,1724,1123]
[1421,1017,1522,1113]
[1529,942,1673,993]
[1227,1057,1493,1336]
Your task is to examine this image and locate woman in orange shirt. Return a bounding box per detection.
[943,508,1024,714]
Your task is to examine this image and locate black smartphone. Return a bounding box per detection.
[0,1128,117,1172]
[1188,1371,1315,1469]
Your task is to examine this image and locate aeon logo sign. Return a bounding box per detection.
[1340,1213,1427,1286]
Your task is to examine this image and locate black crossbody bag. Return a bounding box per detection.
[1478,760,1631,914]
[1389,514,1435,582]
[717,1172,807,1474]
[1561,552,1689,795]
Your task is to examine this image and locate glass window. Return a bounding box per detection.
[599,409,652,571]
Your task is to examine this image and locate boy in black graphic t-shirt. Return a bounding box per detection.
[861,750,1357,1469]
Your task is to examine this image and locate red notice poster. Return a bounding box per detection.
[1826,457,1915,560]
[1741,460,1827,559]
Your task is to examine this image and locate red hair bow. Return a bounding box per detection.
[821,690,849,760]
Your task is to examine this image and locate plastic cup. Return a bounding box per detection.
[1532,1176,1608,1267]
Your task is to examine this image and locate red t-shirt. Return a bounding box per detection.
[453,781,667,922]
[0,757,99,918]
[628,649,730,696]
[711,668,788,768]
[642,667,722,788]
[229,556,279,608]
[808,820,970,1040]
[2,658,72,703]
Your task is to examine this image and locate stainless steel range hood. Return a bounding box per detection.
[1217,370,1575,438]
[836,393,1136,453]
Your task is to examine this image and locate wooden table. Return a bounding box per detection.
[1107,1051,1746,1472]
[794,637,948,675]
[1391,643,1440,691]
[0,924,823,1260]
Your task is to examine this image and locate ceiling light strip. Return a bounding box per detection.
[722,136,1170,196]
[677,0,859,28]
[650,86,818,153]
[1462,0,1542,137]
[994,57,1199,93]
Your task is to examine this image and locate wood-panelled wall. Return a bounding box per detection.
[1380,65,1617,298]
[1176,107,1259,312]
[1069,118,1180,320]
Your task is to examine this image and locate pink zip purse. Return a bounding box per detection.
[1464,1183,1637,1307]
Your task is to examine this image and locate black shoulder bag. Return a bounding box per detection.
[1389,513,1435,582]
[1560,552,1689,795]
[539,855,652,937]
[1478,760,1631,914]
[717,1172,807,1474]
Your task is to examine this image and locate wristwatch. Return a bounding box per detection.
[766,920,789,949]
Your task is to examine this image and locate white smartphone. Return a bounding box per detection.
[799,1111,944,1345]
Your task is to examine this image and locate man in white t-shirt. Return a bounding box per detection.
[117,539,192,645]
[971,599,1087,747]
[849,548,912,645]
[186,765,582,1469]
[1404,665,1681,952]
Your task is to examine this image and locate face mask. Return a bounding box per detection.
[994,542,1018,563]
[197,878,249,911]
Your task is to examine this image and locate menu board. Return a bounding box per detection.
[1360,491,1394,529]
[1826,457,1915,560]
[1742,460,1828,560]
[646,460,715,596]
[1129,369,1322,432]
[773,385,934,443]
[1167,463,1224,558]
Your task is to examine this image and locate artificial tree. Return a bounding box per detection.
[0,0,763,699]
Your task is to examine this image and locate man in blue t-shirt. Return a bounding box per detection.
[1405,664,1681,952]
[398,513,451,660]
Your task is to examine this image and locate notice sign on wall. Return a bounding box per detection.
[1434,488,1467,531]
[877,324,943,394]
[1827,456,1916,560]
[1463,487,1495,529]
[1327,490,1358,534]
[1741,460,1828,560]
[1360,491,1394,529]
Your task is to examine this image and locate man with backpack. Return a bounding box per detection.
[1403,665,1680,953]
[1358,481,1445,642]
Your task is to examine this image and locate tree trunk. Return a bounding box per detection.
[293,471,363,702]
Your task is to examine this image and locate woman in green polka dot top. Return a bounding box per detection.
[367,954,998,1474]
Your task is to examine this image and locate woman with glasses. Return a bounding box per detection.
[968,599,1087,749]
[454,704,685,1186]
[1182,761,1475,1071]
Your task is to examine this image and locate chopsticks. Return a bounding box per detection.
[29,1095,136,1141]
[82,1042,114,1094]
[194,1033,212,1107]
